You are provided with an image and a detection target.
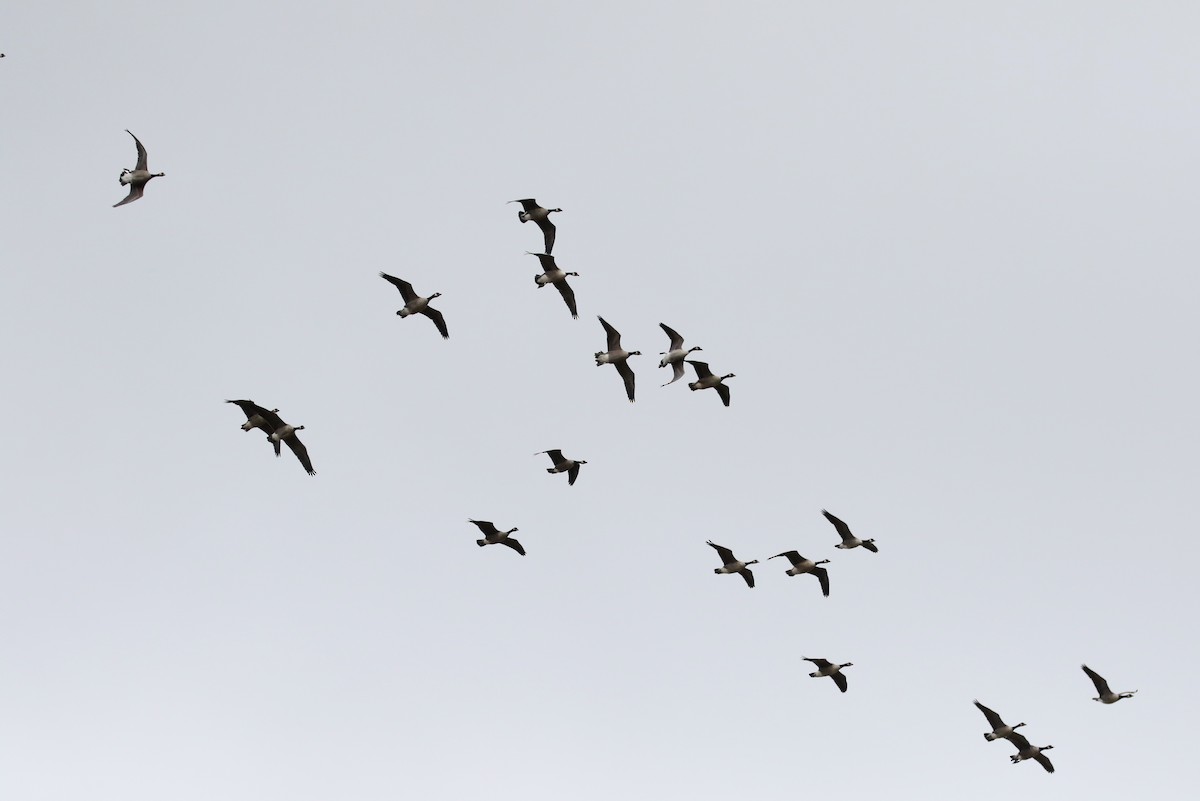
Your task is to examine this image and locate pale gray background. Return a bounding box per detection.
[1,1,1195,798]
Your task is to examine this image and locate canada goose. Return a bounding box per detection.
[379,272,448,339]
[822,509,878,552]
[529,252,579,318]
[804,657,853,693]
[113,130,165,208]
[226,400,315,475]
[269,423,316,475]
[469,519,525,555]
[973,700,1026,742]
[707,540,757,588]
[768,551,830,597]
[1005,732,1054,773]
[595,316,641,403]
[686,360,734,406]
[535,449,587,486]
[225,399,284,455]
[509,198,561,254]
[1082,664,1137,704]
[658,323,702,386]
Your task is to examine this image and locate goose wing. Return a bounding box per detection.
[538,449,565,465]
[659,322,684,351]
[536,217,556,254]
[831,671,848,693]
[420,306,449,339]
[715,383,731,407]
[567,462,580,486]
[663,361,685,386]
[812,565,830,597]
[861,540,879,553]
[1032,751,1055,773]
[598,316,622,351]
[284,433,316,475]
[468,519,500,537]
[379,272,418,303]
[822,509,855,543]
[615,359,636,403]
[973,700,1006,730]
[226,399,285,433]
[1082,664,1111,696]
[510,198,540,211]
[687,360,714,379]
[126,129,148,171]
[529,252,557,272]
[555,277,578,318]
[113,183,144,207]
[770,550,803,566]
[1005,731,1032,751]
[803,657,832,670]
[739,567,755,588]
[707,540,736,565]
[500,537,526,556]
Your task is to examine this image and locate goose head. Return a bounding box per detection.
[428,292,442,300]
[815,559,830,565]
[721,373,736,380]
[506,527,519,535]
[577,460,588,465]
[152,172,165,178]
[629,350,642,356]
[689,346,703,354]
[745,559,760,566]
[566,271,580,277]
[550,207,563,213]
[839,662,854,669]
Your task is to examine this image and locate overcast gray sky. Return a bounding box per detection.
[2,1,1196,799]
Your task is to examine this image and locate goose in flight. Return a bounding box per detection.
[226,400,315,475]
[379,272,448,339]
[768,551,830,597]
[535,449,587,486]
[469,519,525,555]
[822,509,878,552]
[1006,732,1054,773]
[1082,664,1137,704]
[595,316,640,403]
[509,198,561,254]
[707,540,757,588]
[973,700,1026,741]
[804,657,853,693]
[686,360,734,406]
[226,399,284,455]
[658,323,702,386]
[114,130,165,207]
[529,252,579,318]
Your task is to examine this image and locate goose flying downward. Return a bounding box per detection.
[768,551,830,597]
[707,540,757,588]
[509,198,561,254]
[529,252,579,318]
[379,272,448,339]
[973,700,1026,741]
[686,360,735,406]
[804,657,853,693]
[469,519,525,555]
[1082,664,1137,704]
[535,449,587,486]
[1006,732,1054,773]
[595,316,640,403]
[114,130,165,207]
[658,323,702,386]
[822,509,878,552]
[226,400,315,475]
